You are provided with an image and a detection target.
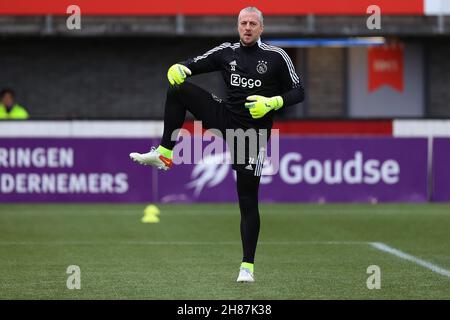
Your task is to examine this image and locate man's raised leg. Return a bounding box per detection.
[130,82,225,170]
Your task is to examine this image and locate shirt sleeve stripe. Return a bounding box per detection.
[263,44,300,83]
[192,42,231,63]
[260,43,300,84]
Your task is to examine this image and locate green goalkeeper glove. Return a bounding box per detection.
[167,64,192,85]
[244,95,284,119]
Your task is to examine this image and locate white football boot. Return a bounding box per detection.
[129,147,173,170]
[236,267,255,283]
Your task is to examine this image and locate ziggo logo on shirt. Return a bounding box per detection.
[230,74,262,89]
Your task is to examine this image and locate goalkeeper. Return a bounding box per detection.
[130,6,304,282]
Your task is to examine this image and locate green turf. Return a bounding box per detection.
[1,203,450,299]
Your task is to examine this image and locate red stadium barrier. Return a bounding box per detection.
[182,120,393,136]
[273,120,393,136]
[0,0,424,16]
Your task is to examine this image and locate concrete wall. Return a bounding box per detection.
[427,40,450,117]
[305,47,346,117]
[1,37,448,120]
[0,37,227,119]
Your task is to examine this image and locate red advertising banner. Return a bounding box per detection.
[0,0,424,16]
[368,45,404,93]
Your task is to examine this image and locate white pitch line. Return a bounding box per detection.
[0,240,369,246]
[2,239,449,279]
[370,242,450,279]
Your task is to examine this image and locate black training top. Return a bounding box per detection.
[180,39,305,129]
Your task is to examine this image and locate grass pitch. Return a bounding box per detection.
[1,203,450,299]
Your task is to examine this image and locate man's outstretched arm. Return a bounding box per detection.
[179,42,232,76]
[166,42,231,86]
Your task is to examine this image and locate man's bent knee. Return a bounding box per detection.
[167,82,193,97]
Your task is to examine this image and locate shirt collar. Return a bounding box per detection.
[240,38,261,51]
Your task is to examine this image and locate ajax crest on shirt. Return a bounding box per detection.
[256,60,268,74]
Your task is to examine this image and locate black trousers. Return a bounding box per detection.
[161,82,262,263]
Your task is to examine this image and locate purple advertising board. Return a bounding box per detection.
[432,138,450,202]
[158,137,428,203]
[0,138,158,203]
[0,137,428,203]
